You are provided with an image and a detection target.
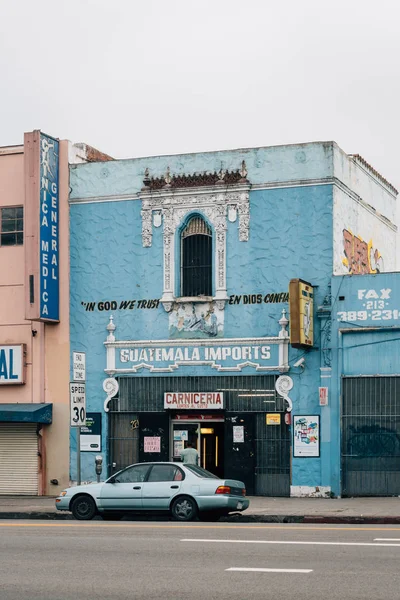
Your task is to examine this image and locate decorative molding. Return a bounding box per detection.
[141,163,249,191]
[275,374,293,412]
[140,174,250,311]
[103,377,119,412]
[104,316,290,376]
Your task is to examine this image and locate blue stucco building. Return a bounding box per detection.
[69,141,398,496]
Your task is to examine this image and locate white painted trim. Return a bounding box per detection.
[105,360,288,375]
[290,485,331,498]
[69,177,397,232]
[105,336,286,348]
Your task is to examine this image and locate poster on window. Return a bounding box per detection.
[174,430,188,441]
[233,425,244,443]
[174,440,185,457]
[293,415,320,457]
[144,436,161,453]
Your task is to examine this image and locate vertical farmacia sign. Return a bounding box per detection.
[39,133,59,320]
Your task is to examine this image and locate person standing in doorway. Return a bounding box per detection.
[180,441,199,465]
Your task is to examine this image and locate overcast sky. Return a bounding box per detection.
[1,0,399,189]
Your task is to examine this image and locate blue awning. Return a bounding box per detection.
[0,403,53,424]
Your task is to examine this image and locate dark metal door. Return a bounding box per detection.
[225,414,255,494]
[342,376,400,496]
[255,413,290,497]
[139,413,170,463]
[108,412,140,476]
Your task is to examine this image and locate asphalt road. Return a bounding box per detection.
[1,521,400,600]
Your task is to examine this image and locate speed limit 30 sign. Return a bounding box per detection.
[70,383,86,427]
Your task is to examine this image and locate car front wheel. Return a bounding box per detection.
[71,495,97,520]
[171,496,198,521]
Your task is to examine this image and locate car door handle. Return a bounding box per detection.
[133,486,141,490]
[170,485,179,489]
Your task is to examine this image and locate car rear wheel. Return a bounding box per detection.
[171,496,198,521]
[71,495,97,520]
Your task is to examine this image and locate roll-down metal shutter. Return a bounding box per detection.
[0,424,38,495]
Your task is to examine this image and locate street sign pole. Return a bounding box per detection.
[71,352,86,486]
[76,427,81,485]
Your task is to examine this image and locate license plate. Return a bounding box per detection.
[237,501,243,509]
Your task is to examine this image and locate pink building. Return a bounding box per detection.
[0,131,111,495]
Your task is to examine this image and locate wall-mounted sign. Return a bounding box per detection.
[117,341,279,373]
[80,412,101,452]
[289,279,314,348]
[233,425,244,442]
[266,413,281,425]
[73,351,86,382]
[144,436,161,453]
[70,383,86,427]
[0,345,26,385]
[24,131,60,323]
[105,319,290,376]
[319,387,328,406]
[293,415,320,457]
[165,392,224,410]
[336,285,397,324]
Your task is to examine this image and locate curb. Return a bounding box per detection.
[1,511,400,524]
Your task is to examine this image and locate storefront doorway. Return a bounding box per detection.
[171,418,224,478]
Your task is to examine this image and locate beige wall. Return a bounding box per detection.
[0,140,70,495]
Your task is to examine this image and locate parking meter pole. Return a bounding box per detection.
[77,427,81,486]
[95,455,103,484]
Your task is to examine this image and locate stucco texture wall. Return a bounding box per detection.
[70,181,333,485]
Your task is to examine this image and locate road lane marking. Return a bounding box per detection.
[374,538,400,541]
[181,538,400,548]
[1,523,400,532]
[226,568,313,573]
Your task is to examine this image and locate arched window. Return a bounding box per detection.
[181,216,212,297]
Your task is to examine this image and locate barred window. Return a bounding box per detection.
[1,207,23,246]
[181,216,212,297]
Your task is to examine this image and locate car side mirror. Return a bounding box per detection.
[107,476,117,484]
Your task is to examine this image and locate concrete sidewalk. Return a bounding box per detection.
[1,495,400,523]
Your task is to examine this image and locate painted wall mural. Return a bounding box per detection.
[333,186,396,275]
[169,302,224,339]
[342,229,384,275]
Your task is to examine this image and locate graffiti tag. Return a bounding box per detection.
[342,229,383,274]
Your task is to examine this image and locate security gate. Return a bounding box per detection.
[108,375,291,496]
[341,376,400,496]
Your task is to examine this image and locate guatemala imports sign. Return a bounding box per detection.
[104,318,289,384]
[117,341,279,373]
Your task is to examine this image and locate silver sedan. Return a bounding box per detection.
[56,462,249,521]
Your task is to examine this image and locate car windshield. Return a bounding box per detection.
[184,465,219,479]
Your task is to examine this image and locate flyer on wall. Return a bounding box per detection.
[293,415,320,457]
